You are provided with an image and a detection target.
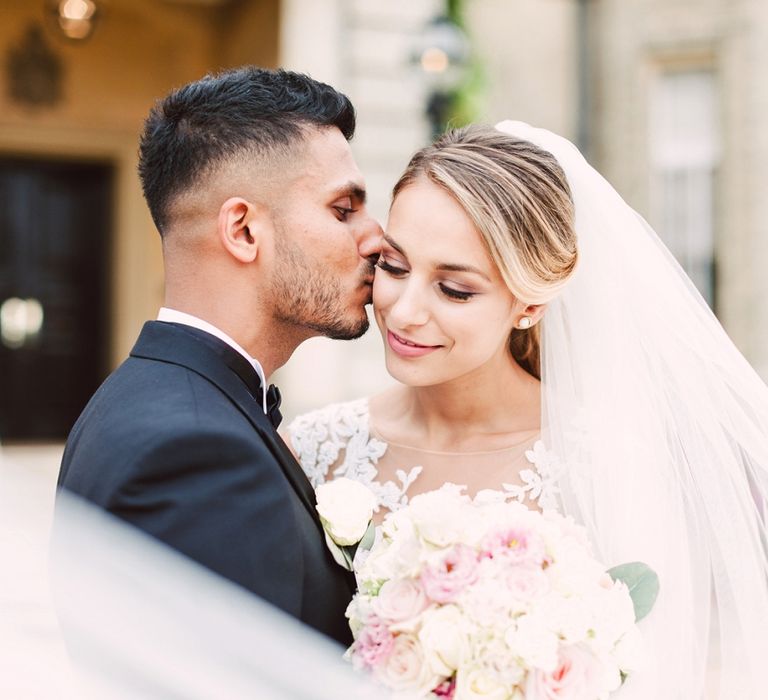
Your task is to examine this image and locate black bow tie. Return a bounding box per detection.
[265,383,282,429]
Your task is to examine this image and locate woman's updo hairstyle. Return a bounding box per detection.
[392,124,578,379]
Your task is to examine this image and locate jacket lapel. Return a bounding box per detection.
[130,321,321,530]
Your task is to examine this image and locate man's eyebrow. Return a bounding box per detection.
[332,181,367,204]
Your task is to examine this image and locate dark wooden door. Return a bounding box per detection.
[0,157,112,441]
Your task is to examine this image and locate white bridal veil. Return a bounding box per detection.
[495,121,768,699]
[0,456,387,700]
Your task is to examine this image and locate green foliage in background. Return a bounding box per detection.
[442,0,485,131]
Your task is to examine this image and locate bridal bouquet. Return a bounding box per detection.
[346,485,657,699]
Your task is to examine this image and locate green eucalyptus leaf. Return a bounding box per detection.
[324,531,353,571]
[608,561,660,623]
[358,520,376,553]
[341,546,354,570]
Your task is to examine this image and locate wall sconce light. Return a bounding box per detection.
[46,0,100,41]
[413,15,470,137]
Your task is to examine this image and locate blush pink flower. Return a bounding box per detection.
[481,526,546,567]
[351,615,395,669]
[433,677,456,698]
[372,578,429,624]
[420,544,479,603]
[525,644,603,700]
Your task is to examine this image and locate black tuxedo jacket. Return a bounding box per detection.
[58,321,354,645]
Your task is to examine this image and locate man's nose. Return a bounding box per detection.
[355,214,384,260]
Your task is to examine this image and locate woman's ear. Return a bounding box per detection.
[217,197,265,263]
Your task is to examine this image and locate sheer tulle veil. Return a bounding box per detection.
[495,121,768,698]
[0,458,387,699]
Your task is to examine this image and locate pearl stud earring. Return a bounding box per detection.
[518,316,532,330]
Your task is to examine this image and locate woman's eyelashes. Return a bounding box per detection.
[439,284,476,301]
[377,258,408,276]
[377,258,477,302]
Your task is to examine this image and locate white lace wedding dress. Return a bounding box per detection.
[288,398,560,522]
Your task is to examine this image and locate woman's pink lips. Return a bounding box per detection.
[386,330,441,358]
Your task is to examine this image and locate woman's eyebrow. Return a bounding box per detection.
[436,262,490,281]
[384,234,490,280]
[382,234,407,256]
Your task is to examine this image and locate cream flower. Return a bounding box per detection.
[374,634,440,696]
[315,477,376,547]
[455,664,511,700]
[417,605,469,676]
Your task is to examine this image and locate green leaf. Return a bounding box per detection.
[324,532,354,571]
[358,520,376,553]
[607,561,660,623]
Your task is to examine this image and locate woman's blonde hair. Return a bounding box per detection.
[392,124,578,379]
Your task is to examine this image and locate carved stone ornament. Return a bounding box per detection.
[6,23,64,108]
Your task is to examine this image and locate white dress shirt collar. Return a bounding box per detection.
[157,307,267,413]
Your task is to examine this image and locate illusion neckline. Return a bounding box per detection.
[364,399,540,456]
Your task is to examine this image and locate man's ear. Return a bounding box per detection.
[217,197,266,263]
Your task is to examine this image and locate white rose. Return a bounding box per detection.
[408,485,474,548]
[505,613,560,672]
[611,626,646,673]
[534,594,592,646]
[374,633,441,695]
[316,477,377,546]
[417,605,469,676]
[545,554,606,598]
[455,664,511,700]
[359,526,423,583]
[458,573,517,630]
[372,578,429,626]
[587,581,637,654]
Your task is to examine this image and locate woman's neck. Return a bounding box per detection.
[372,354,541,453]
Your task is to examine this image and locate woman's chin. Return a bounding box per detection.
[384,355,441,388]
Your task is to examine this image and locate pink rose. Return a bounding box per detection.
[351,615,395,669]
[374,634,441,694]
[481,527,546,567]
[525,644,603,700]
[420,544,479,603]
[372,578,429,624]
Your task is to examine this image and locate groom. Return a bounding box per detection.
[57,67,382,645]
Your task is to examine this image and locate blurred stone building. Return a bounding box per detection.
[1,0,766,449]
[0,0,437,443]
[467,0,768,377]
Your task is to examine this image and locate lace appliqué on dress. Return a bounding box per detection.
[291,400,557,513]
[502,440,562,510]
[288,398,422,513]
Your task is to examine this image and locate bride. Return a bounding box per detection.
[288,122,768,698]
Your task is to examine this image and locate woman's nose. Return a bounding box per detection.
[387,279,430,329]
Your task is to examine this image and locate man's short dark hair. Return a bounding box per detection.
[138,67,356,235]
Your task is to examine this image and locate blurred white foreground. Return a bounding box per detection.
[0,452,387,699]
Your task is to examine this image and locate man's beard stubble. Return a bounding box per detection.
[269,233,374,341]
